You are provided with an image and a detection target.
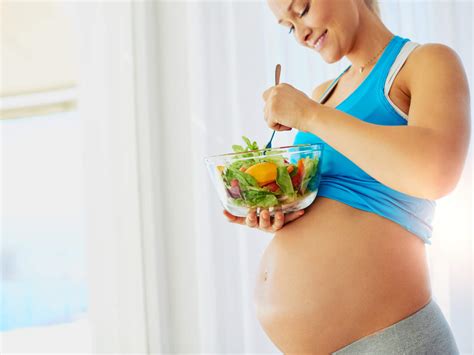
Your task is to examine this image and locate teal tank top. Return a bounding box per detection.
[294,35,436,244]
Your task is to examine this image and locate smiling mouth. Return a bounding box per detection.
[311,29,328,47]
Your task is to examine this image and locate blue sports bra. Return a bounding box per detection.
[294,35,436,245]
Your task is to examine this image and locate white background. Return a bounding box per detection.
[1,1,472,354]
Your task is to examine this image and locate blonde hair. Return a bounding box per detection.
[365,0,381,17]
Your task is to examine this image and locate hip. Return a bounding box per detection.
[332,297,459,354]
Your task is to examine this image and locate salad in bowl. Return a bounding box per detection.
[204,136,324,217]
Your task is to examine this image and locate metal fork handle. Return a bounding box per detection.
[263,64,282,154]
[275,64,281,85]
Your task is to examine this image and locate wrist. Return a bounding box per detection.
[301,101,325,133]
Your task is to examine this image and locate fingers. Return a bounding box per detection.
[273,123,293,131]
[224,208,306,231]
[224,209,261,229]
[263,106,292,132]
[262,83,288,101]
[259,209,271,229]
[223,209,245,225]
[245,209,258,228]
[272,211,285,230]
[283,209,305,224]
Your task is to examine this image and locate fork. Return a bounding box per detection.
[263,64,281,154]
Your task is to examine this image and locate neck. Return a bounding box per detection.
[346,5,394,72]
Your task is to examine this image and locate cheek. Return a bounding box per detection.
[325,9,359,55]
[319,0,359,33]
[310,0,331,25]
[309,0,353,44]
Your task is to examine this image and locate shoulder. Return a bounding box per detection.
[411,42,460,61]
[409,43,464,72]
[311,78,335,102]
[405,43,468,94]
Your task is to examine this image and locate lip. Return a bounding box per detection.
[309,29,328,50]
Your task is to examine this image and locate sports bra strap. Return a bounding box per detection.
[384,41,420,95]
[318,65,351,103]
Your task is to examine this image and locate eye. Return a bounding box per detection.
[288,4,310,35]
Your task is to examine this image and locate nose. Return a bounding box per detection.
[294,25,312,46]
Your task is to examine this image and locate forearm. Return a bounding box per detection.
[304,105,452,200]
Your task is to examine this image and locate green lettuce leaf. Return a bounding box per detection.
[276,166,295,198]
[242,189,279,207]
[242,136,259,151]
[229,136,262,168]
[300,157,319,194]
[224,166,259,189]
[230,197,246,206]
[232,144,245,153]
[228,159,253,171]
[259,154,286,167]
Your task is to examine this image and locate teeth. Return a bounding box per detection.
[314,30,327,48]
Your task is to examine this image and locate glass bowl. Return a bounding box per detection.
[204,143,324,217]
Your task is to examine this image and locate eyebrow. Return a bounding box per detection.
[277,0,295,24]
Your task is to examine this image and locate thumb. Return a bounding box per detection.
[283,210,305,224]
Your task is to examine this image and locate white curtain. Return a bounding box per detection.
[152,0,473,353]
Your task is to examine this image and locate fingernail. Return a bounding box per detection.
[298,210,305,215]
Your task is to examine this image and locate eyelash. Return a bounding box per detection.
[288,4,310,34]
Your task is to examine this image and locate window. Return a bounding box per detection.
[1,110,92,352]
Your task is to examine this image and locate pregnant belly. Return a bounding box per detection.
[253,197,432,354]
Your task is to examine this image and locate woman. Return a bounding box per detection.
[223,0,469,353]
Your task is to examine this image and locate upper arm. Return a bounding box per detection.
[406,43,471,190]
[311,79,334,103]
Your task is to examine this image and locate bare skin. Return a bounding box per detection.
[225,0,470,353]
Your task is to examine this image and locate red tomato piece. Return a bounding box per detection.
[263,181,280,192]
[291,172,301,189]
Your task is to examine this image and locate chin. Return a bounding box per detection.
[320,51,341,64]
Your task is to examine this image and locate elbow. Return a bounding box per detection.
[420,143,466,200]
[428,125,470,199]
[430,147,469,199]
[429,181,455,200]
[412,162,457,200]
[427,169,459,200]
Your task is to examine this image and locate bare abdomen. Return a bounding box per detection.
[253,197,432,354]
